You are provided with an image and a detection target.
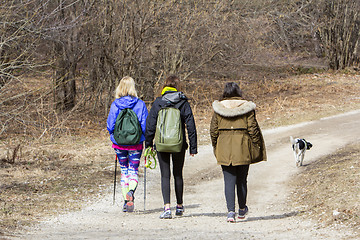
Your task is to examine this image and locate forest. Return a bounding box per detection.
[1,0,360,140]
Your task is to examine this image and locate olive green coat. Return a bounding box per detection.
[210,97,267,166]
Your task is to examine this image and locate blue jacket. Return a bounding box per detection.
[107,96,148,146]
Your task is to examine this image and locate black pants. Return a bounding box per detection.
[221,164,249,212]
[157,149,186,205]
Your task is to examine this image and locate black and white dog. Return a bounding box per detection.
[290,136,313,167]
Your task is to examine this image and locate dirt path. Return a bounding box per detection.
[16,110,360,240]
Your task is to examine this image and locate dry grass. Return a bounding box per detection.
[189,70,360,145]
[1,70,360,236]
[290,143,360,234]
[247,72,360,127]
[0,134,114,234]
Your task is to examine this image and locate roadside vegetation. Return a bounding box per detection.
[290,143,360,234]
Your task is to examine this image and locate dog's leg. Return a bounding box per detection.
[293,149,299,166]
[300,150,305,166]
[295,150,301,167]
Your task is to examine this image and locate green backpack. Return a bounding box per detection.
[155,101,184,152]
[114,108,142,145]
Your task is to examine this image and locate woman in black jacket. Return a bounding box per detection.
[145,75,197,219]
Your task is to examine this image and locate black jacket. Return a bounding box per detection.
[145,91,198,154]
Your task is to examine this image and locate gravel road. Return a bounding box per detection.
[15,110,360,240]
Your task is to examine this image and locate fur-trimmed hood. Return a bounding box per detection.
[210,97,266,165]
[212,98,256,117]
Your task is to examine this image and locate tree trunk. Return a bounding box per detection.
[320,0,360,70]
[53,43,76,112]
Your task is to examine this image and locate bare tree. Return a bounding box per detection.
[37,0,93,112]
[253,0,359,70]
[318,0,360,69]
[0,0,42,88]
[84,0,166,113]
[0,0,49,135]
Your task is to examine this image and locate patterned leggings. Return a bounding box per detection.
[114,149,142,199]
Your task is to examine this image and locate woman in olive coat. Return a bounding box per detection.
[210,82,266,222]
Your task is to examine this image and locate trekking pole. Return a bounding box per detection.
[144,163,147,211]
[143,147,157,211]
[113,155,118,205]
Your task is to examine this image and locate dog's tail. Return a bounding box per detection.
[290,136,296,145]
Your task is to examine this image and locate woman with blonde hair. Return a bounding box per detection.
[107,76,148,212]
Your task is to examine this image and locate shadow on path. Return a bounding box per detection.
[242,211,302,222]
[138,204,201,214]
[182,210,302,222]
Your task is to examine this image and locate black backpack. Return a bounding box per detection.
[114,108,142,145]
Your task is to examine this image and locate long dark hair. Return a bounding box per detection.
[222,82,242,99]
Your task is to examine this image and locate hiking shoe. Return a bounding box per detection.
[122,201,128,212]
[175,205,184,216]
[126,191,134,212]
[227,211,236,223]
[160,209,172,219]
[238,206,248,219]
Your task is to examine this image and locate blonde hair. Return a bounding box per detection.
[115,76,138,98]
